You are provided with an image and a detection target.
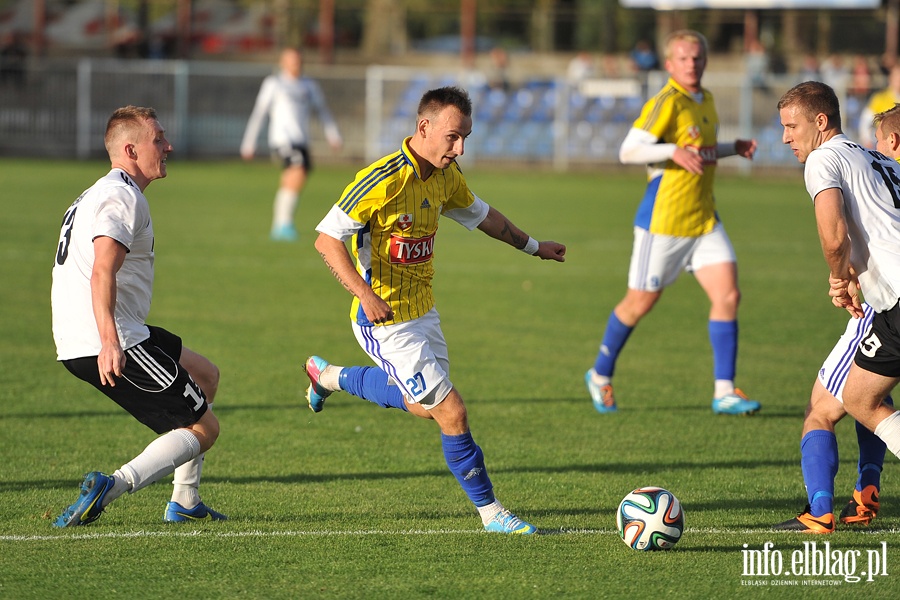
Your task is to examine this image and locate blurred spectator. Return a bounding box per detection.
[798,53,820,82]
[850,54,872,99]
[879,52,896,77]
[485,47,511,92]
[745,39,769,92]
[859,64,900,147]
[769,50,788,76]
[630,39,659,72]
[601,53,621,78]
[147,35,167,60]
[567,51,596,83]
[820,54,850,91]
[0,31,27,87]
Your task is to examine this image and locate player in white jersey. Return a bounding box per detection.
[51,106,225,527]
[241,47,343,241]
[773,82,900,530]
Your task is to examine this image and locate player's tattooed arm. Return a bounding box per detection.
[499,220,528,249]
[477,206,529,249]
[477,205,567,262]
[314,232,395,322]
[314,233,366,297]
[319,250,355,295]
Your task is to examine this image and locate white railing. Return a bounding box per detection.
[0,57,861,170]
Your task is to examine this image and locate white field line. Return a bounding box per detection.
[2,527,900,543]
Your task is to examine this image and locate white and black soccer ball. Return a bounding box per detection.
[616,487,684,551]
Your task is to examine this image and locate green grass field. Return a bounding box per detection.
[1,158,897,598]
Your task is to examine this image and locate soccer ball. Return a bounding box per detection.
[616,487,684,551]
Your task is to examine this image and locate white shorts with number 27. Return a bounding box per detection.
[352,307,454,409]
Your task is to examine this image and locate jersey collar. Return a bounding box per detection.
[668,77,707,102]
[400,137,424,179]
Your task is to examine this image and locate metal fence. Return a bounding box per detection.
[0,57,867,170]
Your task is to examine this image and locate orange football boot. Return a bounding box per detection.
[839,485,879,526]
[773,505,835,534]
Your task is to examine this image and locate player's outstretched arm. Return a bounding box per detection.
[734,138,757,159]
[476,206,566,262]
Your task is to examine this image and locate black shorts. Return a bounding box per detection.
[276,144,312,171]
[854,300,900,377]
[62,325,208,434]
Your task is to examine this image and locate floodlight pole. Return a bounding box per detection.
[176,0,192,59]
[461,0,476,69]
[319,0,335,65]
[887,0,899,64]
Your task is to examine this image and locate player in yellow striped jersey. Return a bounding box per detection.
[858,64,900,148]
[585,30,762,416]
[306,86,566,534]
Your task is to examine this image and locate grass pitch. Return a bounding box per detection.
[1,158,897,598]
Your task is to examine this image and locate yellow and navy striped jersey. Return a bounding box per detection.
[866,88,900,117]
[633,77,720,237]
[325,137,479,325]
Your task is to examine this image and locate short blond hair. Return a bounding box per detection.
[664,29,708,59]
[874,103,900,138]
[104,105,157,156]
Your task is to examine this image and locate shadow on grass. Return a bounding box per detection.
[10,457,800,494]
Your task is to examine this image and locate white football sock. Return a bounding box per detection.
[171,453,204,509]
[272,188,298,229]
[874,410,900,458]
[118,429,201,494]
[589,370,611,388]
[171,403,214,509]
[714,380,735,399]
[100,473,131,508]
[476,500,504,525]
[320,364,343,391]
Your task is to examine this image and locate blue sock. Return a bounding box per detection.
[338,366,408,411]
[441,432,494,507]
[800,430,838,517]
[854,395,891,491]
[709,320,738,381]
[593,312,633,377]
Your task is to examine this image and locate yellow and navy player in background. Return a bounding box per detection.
[585,30,761,416]
[859,64,900,148]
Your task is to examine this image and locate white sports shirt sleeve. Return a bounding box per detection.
[51,169,153,360]
[443,194,489,230]
[316,204,364,242]
[241,74,342,156]
[804,135,900,312]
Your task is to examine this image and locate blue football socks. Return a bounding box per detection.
[441,432,495,507]
[593,312,634,377]
[800,430,838,518]
[854,396,891,491]
[338,366,408,411]
[709,320,738,382]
